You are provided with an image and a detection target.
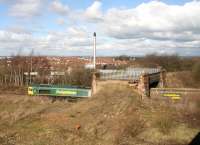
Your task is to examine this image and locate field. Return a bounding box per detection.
[0,83,199,145]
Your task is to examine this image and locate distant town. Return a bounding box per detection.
[0,56,135,70]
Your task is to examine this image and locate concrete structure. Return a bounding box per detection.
[150,88,200,107]
[159,69,167,88]
[137,69,166,98]
[93,32,96,69]
[96,67,166,98]
[92,72,97,95]
[137,73,150,99]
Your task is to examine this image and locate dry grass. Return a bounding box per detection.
[0,82,199,145]
[114,108,146,145]
[179,100,200,128]
[166,71,200,88]
[152,106,177,135]
[0,86,26,95]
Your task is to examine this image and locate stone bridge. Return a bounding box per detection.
[137,70,166,98]
[92,68,166,97]
[92,68,199,107]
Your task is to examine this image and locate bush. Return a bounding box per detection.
[155,116,174,135]
[142,54,198,72]
[143,54,182,71]
[192,62,200,84]
[153,108,176,135]
[69,67,93,87]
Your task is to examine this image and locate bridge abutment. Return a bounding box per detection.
[138,73,150,98]
[159,69,167,88]
[137,69,166,98]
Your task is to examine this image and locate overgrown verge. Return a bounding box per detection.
[0,83,199,145]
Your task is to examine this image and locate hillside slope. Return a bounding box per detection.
[0,83,199,145]
[166,71,199,88]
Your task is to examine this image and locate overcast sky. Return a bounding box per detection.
[0,0,200,56]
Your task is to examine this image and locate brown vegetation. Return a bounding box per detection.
[192,62,200,84]
[0,54,199,89]
[137,54,200,87]
[0,83,199,145]
[0,56,92,88]
[0,56,50,86]
[166,71,200,88]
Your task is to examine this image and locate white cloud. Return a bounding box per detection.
[9,0,44,18]
[0,30,31,42]
[0,27,199,56]
[84,0,103,22]
[50,0,69,15]
[0,27,93,55]
[5,26,32,34]
[102,1,200,42]
[1,0,200,56]
[56,18,65,25]
[67,27,87,37]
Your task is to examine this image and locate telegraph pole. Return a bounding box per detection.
[93,32,96,69]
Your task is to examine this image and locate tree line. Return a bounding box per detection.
[141,54,200,86]
[0,56,50,86]
[0,56,92,87]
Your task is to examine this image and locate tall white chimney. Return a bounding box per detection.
[93,32,96,69]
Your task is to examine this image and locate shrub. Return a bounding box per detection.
[155,116,174,134]
[69,67,92,87]
[153,109,177,135]
[192,62,200,84]
[142,54,197,72]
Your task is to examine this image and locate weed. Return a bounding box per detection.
[155,116,175,135]
[114,108,146,145]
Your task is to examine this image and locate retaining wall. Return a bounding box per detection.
[150,88,200,106]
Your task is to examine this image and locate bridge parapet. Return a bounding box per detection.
[98,68,161,81]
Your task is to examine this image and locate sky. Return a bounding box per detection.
[0,0,200,56]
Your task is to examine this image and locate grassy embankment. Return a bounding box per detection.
[0,83,199,145]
